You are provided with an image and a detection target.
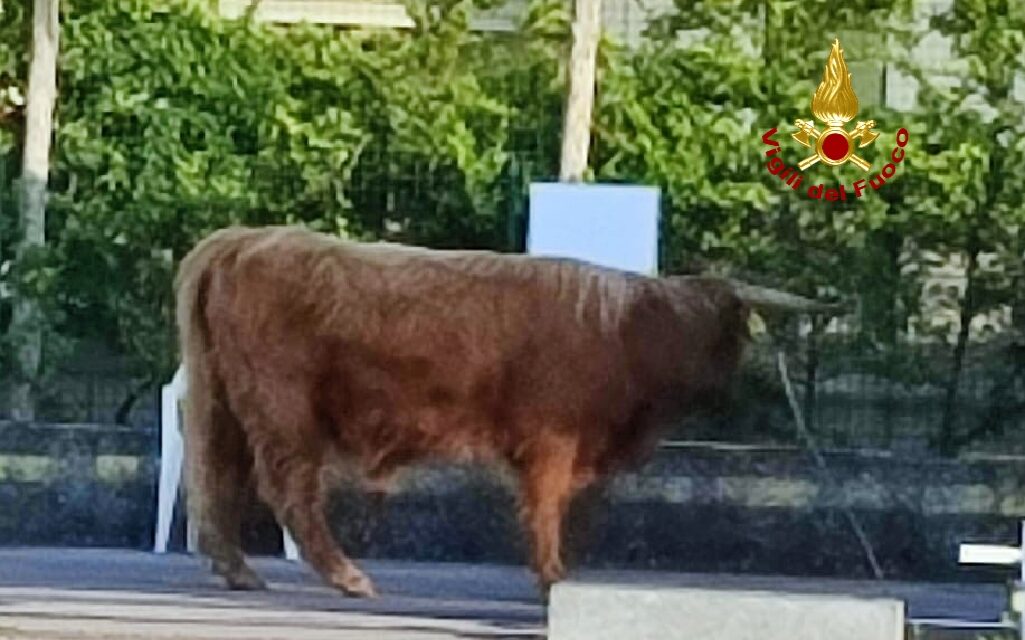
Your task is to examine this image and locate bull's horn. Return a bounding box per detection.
[730,281,848,315]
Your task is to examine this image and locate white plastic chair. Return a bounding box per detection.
[154,363,300,561]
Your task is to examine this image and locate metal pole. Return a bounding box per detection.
[1019,520,1024,640]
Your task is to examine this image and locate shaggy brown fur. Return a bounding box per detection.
[175,225,755,598]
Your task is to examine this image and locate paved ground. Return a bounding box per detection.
[0,548,545,639]
[0,548,1014,639]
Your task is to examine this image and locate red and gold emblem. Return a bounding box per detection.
[792,39,879,171]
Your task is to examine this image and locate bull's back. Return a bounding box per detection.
[190,227,628,460]
[200,227,544,363]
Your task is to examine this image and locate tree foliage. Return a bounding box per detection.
[0,0,1021,443]
[1,0,569,386]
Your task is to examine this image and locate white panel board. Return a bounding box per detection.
[527,182,660,275]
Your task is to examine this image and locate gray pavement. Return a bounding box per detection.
[0,548,545,639]
[0,548,1014,639]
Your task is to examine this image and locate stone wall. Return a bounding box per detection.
[2,421,1024,584]
[0,422,157,548]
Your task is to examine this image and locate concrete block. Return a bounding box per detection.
[548,581,905,640]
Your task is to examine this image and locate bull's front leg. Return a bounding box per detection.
[516,433,586,599]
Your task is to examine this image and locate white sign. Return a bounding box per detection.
[527,182,660,275]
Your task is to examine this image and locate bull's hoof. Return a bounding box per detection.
[536,575,564,605]
[537,581,553,605]
[537,563,565,588]
[329,568,379,598]
[223,566,268,591]
[535,563,566,605]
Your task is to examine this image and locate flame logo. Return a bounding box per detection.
[811,39,858,127]
[791,38,878,172]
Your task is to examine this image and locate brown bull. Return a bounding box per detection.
[175,225,832,598]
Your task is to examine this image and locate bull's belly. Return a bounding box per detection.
[326,404,505,483]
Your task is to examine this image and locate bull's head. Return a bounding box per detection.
[652,276,846,420]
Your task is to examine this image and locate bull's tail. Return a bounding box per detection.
[175,227,237,488]
[174,227,266,589]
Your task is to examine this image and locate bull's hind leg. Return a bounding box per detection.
[248,428,378,599]
[183,394,265,591]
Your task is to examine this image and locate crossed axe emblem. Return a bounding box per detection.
[792,119,879,171]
